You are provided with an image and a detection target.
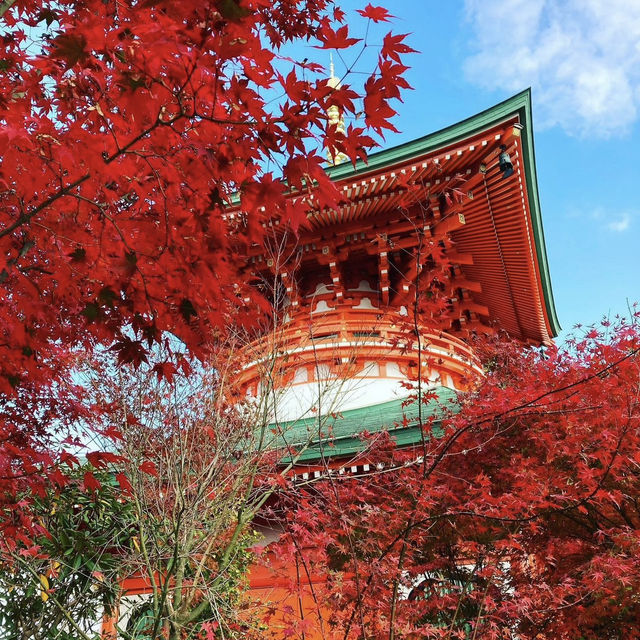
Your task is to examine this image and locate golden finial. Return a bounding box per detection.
[326,54,348,165]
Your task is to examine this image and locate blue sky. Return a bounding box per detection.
[294,0,640,342]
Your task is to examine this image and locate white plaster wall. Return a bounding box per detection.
[264,372,414,424]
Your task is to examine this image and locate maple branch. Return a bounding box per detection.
[417,346,640,489]
[404,428,634,531]
[1,107,183,244]
[0,104,259,249]
[192,110,257,127]
[290,533,328,639]
[0,174,90,239]
[484,346,640,423]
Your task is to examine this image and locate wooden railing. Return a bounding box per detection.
[236,305,482,390]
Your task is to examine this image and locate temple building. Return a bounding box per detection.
[238,87,558,458]
[108,89,558,636]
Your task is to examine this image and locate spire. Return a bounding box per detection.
[328,53,338,88]
[326,54,348,165]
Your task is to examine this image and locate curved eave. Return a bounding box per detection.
[326,89,560,337]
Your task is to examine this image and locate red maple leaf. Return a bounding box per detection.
[138,460,158,477]
[51,32,89,67]
[315,25,361,50]
[152,361,178,383]
[381,32,418,63]
[83,471,102,492]
[115,472,133,493]
[356,4,394,23]
[109,337,149,369]
[86,451,123,469]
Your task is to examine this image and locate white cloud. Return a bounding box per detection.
[463,0,640,137]
[584,207,634,232]
[607,212,631,232]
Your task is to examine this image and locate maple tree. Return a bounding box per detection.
[0,0,412,537]
[277,317,640,639]
[80,347,275,639]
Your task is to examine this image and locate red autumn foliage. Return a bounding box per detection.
[356,4,394,24]
[277,318,640,639]
[0,0,411,534]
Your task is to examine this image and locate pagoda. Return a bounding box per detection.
[234,88,558,635]
[237,88,558,459]
[108,89,559,636]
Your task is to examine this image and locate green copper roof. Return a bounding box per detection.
[271,386,459,462]
[326,89,560,337]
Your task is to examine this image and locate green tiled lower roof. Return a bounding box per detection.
[270,386,459,462]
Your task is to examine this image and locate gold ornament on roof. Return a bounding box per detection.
[327,54,348,165]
